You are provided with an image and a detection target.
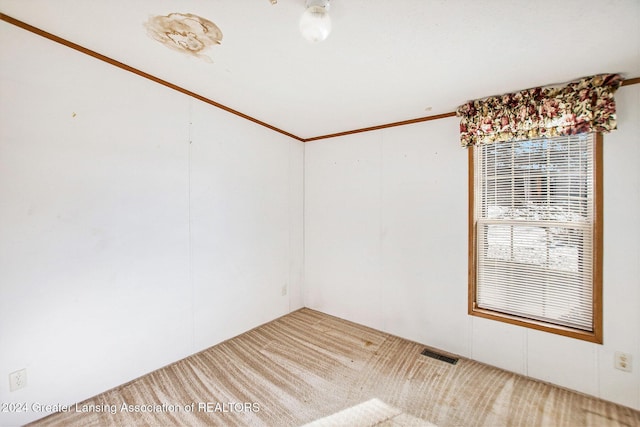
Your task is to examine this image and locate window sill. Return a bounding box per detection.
[469,305,602,344]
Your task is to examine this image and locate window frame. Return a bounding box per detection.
[468,133,603,343]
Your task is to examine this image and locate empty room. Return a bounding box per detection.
[1,1,639,426]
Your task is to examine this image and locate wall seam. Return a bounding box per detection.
[301,142,307,309]
[379,131,385,331]
[188,99,195,351]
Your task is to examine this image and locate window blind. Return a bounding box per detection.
[474,134,595,331]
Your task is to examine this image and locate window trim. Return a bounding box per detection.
[468,133,603,343]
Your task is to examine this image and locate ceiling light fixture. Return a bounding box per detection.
[299,0,331,43]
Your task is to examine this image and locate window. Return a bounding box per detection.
[468,133,602,343]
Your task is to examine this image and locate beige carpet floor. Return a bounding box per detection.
[30,308,640,426]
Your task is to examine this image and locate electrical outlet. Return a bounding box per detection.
[9,369,27,392]
[614,352,632,372]
[281,284,287,296]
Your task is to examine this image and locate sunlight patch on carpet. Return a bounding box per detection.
[302,398,437,427]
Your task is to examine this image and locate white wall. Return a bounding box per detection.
[305,84,640,410]
[0,22,304,426]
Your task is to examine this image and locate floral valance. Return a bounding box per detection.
[456,73,623,148]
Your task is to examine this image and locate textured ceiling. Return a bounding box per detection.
[1,0,639,140]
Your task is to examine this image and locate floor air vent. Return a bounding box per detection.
[421,348,458,365]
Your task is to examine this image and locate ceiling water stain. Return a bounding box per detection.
[144,13,222,62]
